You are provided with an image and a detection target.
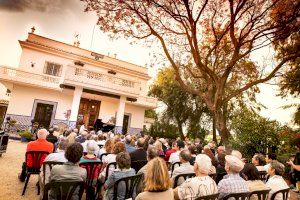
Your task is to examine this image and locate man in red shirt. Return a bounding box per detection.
[19,129,53,182]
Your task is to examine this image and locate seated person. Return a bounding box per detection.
[171,150,194,186]
[252,153,267,172]
[266,160,289,200]
[18,129,54,182]
[241,163,269,200]
[99,142,126,181]
[48,143,87,200]
[46,128,58,152]
[169,140,185,164]
[104,152,136,200]
[80,140,101,163]
[136,157,173,200]
[174,154,218,200]
[218,155,249,199]
[216,153,227,184]
[138,146,159,174]
[39,138,69,189]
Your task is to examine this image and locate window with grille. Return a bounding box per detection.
[44,61,62,76]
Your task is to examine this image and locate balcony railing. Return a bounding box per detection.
[0,66,61,89]
[136,96,158,108]
[64,66,141,95]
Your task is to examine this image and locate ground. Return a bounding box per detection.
[0,140,298,200]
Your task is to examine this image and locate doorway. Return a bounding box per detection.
[77,98,101,130]
[34,103,54,129]
[122,114,130,134]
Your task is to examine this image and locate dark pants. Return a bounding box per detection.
[19,162,27,181]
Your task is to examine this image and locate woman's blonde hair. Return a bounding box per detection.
[144,157,171,192]
[154,140,163,151]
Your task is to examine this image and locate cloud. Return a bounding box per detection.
[0,0,74,12]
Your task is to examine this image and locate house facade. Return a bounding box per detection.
[0,31,157,134]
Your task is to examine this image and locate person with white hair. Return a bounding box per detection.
[266,160,289,200]
[217,155,249,199]
[231,150,243,160]
[18,129,54,182]
[174,154,218,200]
[80,140,101,163]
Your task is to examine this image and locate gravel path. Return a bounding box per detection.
[0,140,39,200]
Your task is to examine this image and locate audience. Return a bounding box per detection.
[169,140,185,164]
[241,163,269,200]
[171,150,194,183]
[266,160,289,200]
[217,155,249,199]
[136,157,173,200]
[252,153,266,172]
[46,128,58,152]
[104,152,136,200]
[188,145,197,165]
[17,126,298,200]
[100,141,126,181]
[264,153,277,172]
[165,141,177,162]
[130,138,147,163]
[125,135,136,153]
[18,129,54,182]
[174,154,218,199]
[80,140,101,163]
[216,153,227,184]
[138,146,159,174]
[39,138,69,192]
[49,143,86,200]
[154,140,165,157]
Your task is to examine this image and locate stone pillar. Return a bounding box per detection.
[69,86,83,128]
[115,96,126,134]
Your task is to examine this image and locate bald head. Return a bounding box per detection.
[37,129,49,139]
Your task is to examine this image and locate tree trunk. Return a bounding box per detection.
[178,124,185,140]
[215,110,230,145]
[212,115,217,143]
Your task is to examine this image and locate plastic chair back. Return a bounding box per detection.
[196,193,219,200]
[270,188,289,200]
[113,174,143,200]
[42,181,85,200]
[223,192,250,200]
[131,160,147,173]
[249,189,271,200]
[173,173,196,188]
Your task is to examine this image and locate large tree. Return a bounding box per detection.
[149,67,209,140]
[82,0,300,143]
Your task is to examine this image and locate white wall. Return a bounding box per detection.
[6,84,73,120]
[125,104,145,129]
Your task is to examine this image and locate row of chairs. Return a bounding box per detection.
[41,180,289,200]
[196,189,289,200]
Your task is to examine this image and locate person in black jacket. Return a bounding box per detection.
[130,138,147,162]
[46,128,58,152]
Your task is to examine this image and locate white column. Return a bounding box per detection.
[116,96,126,127]
[69,86,83,122]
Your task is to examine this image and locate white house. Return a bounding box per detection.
[0,30,157,134]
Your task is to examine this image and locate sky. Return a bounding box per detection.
[0,0,299,127]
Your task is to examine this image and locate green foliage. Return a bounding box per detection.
[19,130,33,140]
[149,67,209,139]
[230,107,282,159]
[144,109,157,119]
[145,119,179,139]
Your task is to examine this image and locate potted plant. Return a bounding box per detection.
[19,130,32,142]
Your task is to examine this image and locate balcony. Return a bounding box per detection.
[0,66,61,90]
[134,96,158,109]
[64,66,141,96]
